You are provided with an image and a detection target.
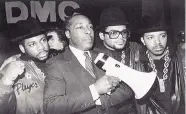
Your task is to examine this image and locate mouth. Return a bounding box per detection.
[84,39,93,44]
[116,40,126,45]
[154,48,164,52]
[49,46,54,49]
[38,51,48,59]
[49,44,54,47]
[153,45,164,51]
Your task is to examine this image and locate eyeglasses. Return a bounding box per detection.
[103,29,130,39]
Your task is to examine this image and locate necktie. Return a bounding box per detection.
[84,52,96,78]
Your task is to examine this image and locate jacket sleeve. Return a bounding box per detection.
[0,73,16,114]
[43,60,96,114]
[100,81,133,109]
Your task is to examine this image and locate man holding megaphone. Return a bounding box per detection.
[43,14,135,114]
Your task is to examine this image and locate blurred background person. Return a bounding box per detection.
[176,31,185,114]
[46,27,68,58]
[176,31,185,71]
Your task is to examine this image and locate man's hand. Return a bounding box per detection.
[0,54,21,71]
[1,61,25,85]
[94,75,120,95]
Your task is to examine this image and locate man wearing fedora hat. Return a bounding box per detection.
[0,17,49,114]
[137,17,185,114]
[95,6,145,114]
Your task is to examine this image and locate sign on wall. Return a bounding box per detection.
[5,1,80,23]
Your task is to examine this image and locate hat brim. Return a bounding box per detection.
[11,29,46,42]
[95,22,129,31]
[136,27,171,34]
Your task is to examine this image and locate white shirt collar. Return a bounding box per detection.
[69,45,91,68]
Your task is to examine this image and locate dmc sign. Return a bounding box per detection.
[5,1,80,23]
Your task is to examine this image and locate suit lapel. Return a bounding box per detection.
[90,51,105,79]
[64,48,96,87]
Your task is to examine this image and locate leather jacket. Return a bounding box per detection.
[137,48,185,114]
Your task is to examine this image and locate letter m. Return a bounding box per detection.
[30,1,56,22]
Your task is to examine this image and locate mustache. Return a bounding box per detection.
[153,44,165,49]
[86,33,94,38]
[37,50,49,56]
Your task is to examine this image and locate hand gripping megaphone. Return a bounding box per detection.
[94,53,157,99]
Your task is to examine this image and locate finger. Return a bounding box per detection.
[112,82,119,87]
[19,66,25,72]
[105,77,110,85]
[107,78,116,86]
[6,58,16,63]
[15,61,24,64]
[108,89,112,93]
[107,75,120,80]
[112,79,120,85]
[107,77,120,85]
[111,86,116,90]
[18,69,24,75]
[15,61,25,67]
[15,54,21,58]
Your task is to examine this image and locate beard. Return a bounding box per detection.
[148,46,168,59]
[114,40,129,52]
[151,45,166,55]
[36,50,49,60]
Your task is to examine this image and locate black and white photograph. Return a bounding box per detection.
[0,0,185,114]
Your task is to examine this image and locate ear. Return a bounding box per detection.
[65,30,70,39]
[19,44,25,53]
[99,32,104,41]
[141,37,146,45]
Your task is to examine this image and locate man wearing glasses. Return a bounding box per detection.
[95,6,144,114]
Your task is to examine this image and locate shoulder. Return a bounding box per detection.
[45,53,68,72]
[45,48,73,67]
[47,53,65,63]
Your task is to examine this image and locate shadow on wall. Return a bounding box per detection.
[0,32,20,66]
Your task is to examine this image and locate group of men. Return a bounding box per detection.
[0,6,184,114]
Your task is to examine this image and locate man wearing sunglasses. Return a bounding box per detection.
[95,6,144,114]
[96,6,144,71]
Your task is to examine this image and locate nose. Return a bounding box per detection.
[85,27,91,34]
[118,33,126,40]
[37,43,44,51]
[154,37,161,45]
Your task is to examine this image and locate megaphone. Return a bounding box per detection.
[94,53,157,99]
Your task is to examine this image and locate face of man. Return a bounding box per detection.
[141,31,167,56]
[20,34,49,61]
[99,25,128,50]
[65,15,94,51]
[47,31,64,50]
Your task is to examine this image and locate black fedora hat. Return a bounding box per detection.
[137,16,170,34]
[10,17,45,42]
[97,6,129,29]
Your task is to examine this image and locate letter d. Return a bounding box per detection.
[5,1,28,23]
